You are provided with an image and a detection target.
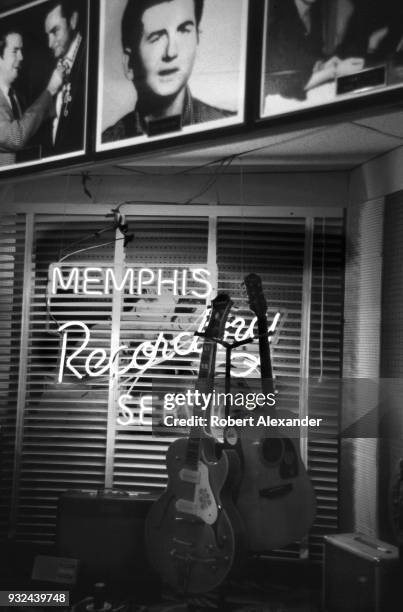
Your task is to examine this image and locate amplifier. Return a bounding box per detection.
[323,533,400,612]
[57,489,157,591]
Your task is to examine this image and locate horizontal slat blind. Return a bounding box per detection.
[217,217,305,393]
[6,212,344,558]
[217,218,306,559]
[308,218,344,560]
[16,216,116,543]
[113,217,209,493]
[217,217,344,560]
[0,214,25,539]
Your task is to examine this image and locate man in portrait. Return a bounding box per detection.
[0,26,64,167]
[263,0,375,111]
[102,0,234,142]
[264,0,325,101]
[42,0,86,156]
[336,0,403,63]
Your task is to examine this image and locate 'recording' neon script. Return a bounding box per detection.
[57,312,282,384]
[50,264,212,298]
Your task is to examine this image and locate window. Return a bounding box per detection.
[0,208,344,560]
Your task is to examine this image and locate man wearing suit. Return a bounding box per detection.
[43,0,86,155]
[102,0,233,142]
[336,0,403,62]
[264,0,324,101]
[0,27,64,168]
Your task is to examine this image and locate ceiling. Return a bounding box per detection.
[96,106,403,176]
[3,0,403,178]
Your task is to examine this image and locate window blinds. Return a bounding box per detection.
[0,211,344,561]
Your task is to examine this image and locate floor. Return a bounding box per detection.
[0,540,322,612]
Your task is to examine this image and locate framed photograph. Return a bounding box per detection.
[261,0,403,119]
[96,0,249,152]
[0,0,89,173]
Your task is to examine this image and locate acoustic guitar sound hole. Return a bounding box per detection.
[260,438,284,465]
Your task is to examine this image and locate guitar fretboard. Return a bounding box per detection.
[184,336,217,469]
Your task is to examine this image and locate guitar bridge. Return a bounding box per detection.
[172,552,227,564]
[172,537,193,547]
[259,483,293,498]
[179,468,201,484]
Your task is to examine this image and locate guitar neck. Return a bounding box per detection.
[195,337,217,416]
[256,316,275,397]
[184,293,232,470]
[185,333,217,468]
[244,273,276,407]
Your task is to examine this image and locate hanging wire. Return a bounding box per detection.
[318,218,326,382]
[112,124,335,178]
[240,159,245,280]
[182,155,235,205]
[59,237,125,263]
[58,224,116,256]
[57,175,70,261]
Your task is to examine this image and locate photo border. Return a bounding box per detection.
[0,0,90,175]
[259,0,403,122]
[95,0,249,155]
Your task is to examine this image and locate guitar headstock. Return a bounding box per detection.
[244,273,267,321]
[204,293,232,341]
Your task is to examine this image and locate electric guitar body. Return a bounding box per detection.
[235,273,316,552]
[146,436,243,593]
[145,294,244,593]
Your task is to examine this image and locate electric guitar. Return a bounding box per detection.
[235,273,316,551]
[145,293,244,593]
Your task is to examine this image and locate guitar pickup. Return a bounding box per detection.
[259,483,293,498]
[179,468,201,484]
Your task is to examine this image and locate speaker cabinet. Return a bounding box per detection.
[323,533,400,612]
[57,490,156,591]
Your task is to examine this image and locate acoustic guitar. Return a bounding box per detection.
[145,293,244,593]
[235,273,316,551]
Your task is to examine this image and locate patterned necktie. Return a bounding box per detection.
[8,89,21,120]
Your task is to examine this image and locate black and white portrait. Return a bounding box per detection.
[261,0,403,118]
[97,0,248,151]
[0,0,88,172]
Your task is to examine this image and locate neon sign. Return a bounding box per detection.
[50,262,282,425]
[57,311,281,384]
[49,264,213,299]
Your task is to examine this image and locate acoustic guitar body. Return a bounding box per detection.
[236,408,316,551]
[237,273,316,552]
[146,436,243,593]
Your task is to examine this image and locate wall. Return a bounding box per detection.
[346,144,403,540]
[341,195,383,535]
[0,170,348,212]
[379,190,403,542]
[5,152,403,543]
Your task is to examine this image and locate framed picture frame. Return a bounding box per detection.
[260,0,403,120]
[0,0,89,174]
[96,0,249,153]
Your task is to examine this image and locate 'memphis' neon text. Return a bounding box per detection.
[50,265,213,298]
